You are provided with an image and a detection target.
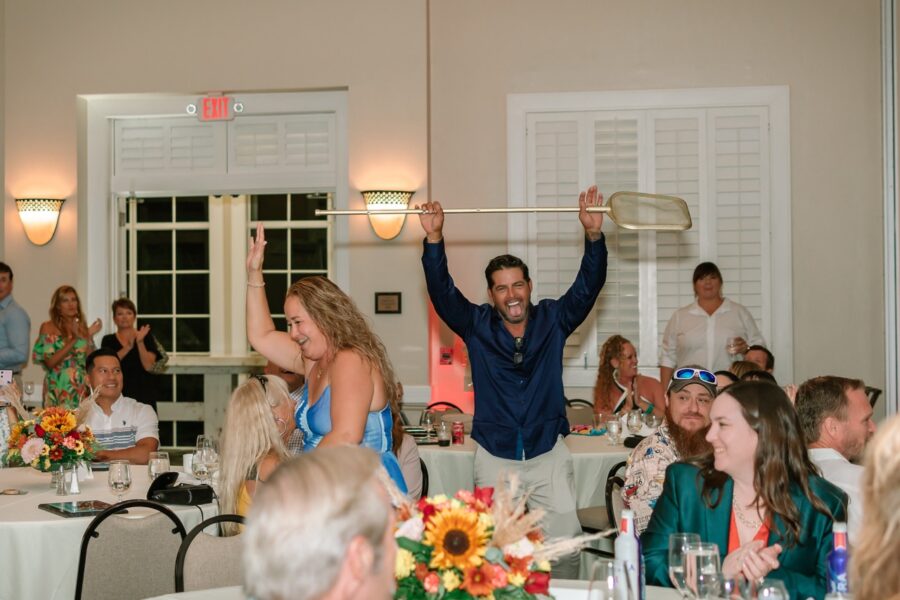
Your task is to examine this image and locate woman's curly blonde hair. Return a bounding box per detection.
[287,276,400,407]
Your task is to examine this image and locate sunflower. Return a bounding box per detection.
[424,507,489,570]
[40,409,76,435]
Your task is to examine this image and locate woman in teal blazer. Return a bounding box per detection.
[641,381,847,600]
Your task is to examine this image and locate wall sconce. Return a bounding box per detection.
[362,190,415,240]
[16,198,66,246]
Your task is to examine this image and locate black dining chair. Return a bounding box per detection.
[578,460,627,558]
[175,513,246,592]
[567,398,594,409]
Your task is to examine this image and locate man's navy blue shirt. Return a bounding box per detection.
[422,235,607,460]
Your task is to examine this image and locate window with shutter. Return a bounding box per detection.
[509,87,791,386]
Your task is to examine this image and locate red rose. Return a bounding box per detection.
[524,571,551,595]
[414,562,429,581]
[68,431,80,440]
[419,502,436,524]
[473,486,494,508]
[34,425,45,437]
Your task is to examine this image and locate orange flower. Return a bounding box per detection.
[462,564,495,596]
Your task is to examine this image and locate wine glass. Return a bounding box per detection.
[193,436,214,483]
[684,541,721,599]
[719,575,751,599]
[148,451,170,479]
[669,533,701,598]
[108,460,132,502]
[586,557,618,600]
[422,410,436,439]
[756,579,789,599]
[626,409,643,435]
[643,411,661,429]
[606,419,622,445]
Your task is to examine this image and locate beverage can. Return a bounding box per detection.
[827,522,850,595]
[451,421,465,445]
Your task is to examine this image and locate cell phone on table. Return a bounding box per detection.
[0,370,12,387]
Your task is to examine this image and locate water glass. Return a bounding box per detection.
[719,576,751,599]
[726,337,743,358]
[684,541,721,599]
[756,579,789,599]
[669,532,701,598]
[643,411,661,429]
[108,460,132,502]
[148,451,170,479]
[626,409,643,434]
[606,419,622,445]
[586,557,618,600]
[436,422,451,446]
[592,411,607,433]
[422,410,436,439]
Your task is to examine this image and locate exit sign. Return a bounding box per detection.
[195,96,235,121]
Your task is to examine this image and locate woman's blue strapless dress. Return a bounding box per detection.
[295,384,407,493]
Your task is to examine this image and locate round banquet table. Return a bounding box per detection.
[0,466,217,600]
[417,433,632,508]
[144,580,681,599]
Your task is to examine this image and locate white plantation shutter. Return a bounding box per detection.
[653,114,704,349]
[229,114,335,173]
[114,118,226,176]
[518,92,781,386]
[593,117,641,354]
[708,109,768,329]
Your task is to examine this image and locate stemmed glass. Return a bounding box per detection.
[606,419,622,445]
[422,410,436,440]
[148,451,170,479]
[586,557,618,600]
[684,541,721,599]
[108,460,132,502]
[669,533,700,598]
[756,579,789,599]
[193,436,216,484]
[626,409,643,435]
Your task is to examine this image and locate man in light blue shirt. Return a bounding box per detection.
[0,263,31,376]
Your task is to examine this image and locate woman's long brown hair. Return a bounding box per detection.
[696,381,831,547]
[49,285,89,337]
[593,334,629,413]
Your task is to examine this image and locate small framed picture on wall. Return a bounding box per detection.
[375,292,402,314]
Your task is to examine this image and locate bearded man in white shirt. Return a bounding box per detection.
[84,348,159,465]
[796,375,876,544]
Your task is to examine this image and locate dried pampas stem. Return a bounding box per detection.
[75,386,102,427]
[533,528,618,562]
[0,382,30,420]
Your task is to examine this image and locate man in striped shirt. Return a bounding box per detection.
[84,348,159,465]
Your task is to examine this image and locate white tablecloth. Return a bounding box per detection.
[144,580,680,599]
[0,466,217,600]
[418,434,631,508]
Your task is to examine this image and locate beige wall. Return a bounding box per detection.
[2,0,888,408]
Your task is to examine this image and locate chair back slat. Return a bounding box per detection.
[175,514,247,592]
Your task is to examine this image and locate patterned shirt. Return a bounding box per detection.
[622,421,680,533]
[84,395,159,450]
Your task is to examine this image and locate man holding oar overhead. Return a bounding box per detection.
[417,185,607,577]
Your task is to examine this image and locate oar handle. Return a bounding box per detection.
[315,206,611,216]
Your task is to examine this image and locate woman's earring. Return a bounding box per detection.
[275,417,286,435]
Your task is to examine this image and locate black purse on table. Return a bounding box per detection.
[147,472,215,505]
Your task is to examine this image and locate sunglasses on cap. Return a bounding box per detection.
[673,368,717,385]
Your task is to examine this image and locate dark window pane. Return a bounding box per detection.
[273,317,287,333]
[290,193,329,220]
[291,272,323,285]
[263,228,288,270]
[158,421,174,447]
[137,197,172,223]
[137,231,172,270]
[263,272,288,317]
[142,318,173,351]
[251,194,288,221]
[175,196,208,222]
[176,274,209,314]
[175,374,204,403]
[175,230,208,270]
[155,374,173,403]
[137,275,172,314]
[291,229,328,270]
[176,318,210,352]
[176,421,205,447]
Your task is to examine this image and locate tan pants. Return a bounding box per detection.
[474,435,582,579]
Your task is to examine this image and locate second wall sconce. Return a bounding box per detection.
[16,198,66,246]
[362,190,415,240]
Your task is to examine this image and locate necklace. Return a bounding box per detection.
[314,361,328,381]
[732,496,763,530]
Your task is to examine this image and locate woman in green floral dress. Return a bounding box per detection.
[32,285,102,408]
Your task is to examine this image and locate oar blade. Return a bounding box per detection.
[607,192,692,231]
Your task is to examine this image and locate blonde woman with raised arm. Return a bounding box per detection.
[245,223,407,493]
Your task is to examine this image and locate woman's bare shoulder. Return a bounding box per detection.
[257,452,282,482]
[38,321,60,335]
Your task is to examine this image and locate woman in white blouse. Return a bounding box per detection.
[659,262,764,385]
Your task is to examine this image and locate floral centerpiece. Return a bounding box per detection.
[392,478,606,600]
[6,405,99,471]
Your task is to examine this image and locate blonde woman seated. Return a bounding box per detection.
[218,375,296,520]
[593,335,665,416]
[246,224,407,493]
